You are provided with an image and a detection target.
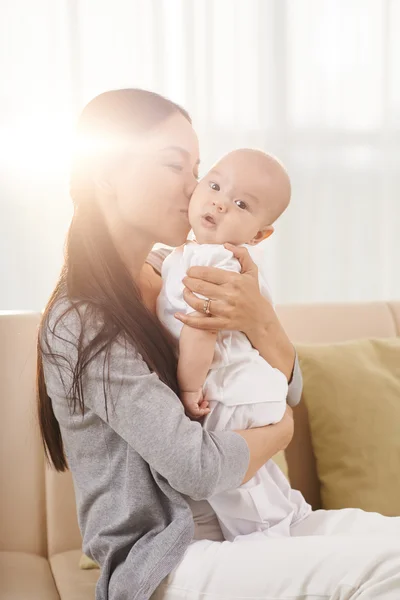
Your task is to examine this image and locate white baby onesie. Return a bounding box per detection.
[157,242,311,541]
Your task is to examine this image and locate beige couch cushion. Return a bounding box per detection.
[46,468,82,557]
[298,337,400,514]
[0,551,59,600]
[0,313,47,556]
[50,550,99,600]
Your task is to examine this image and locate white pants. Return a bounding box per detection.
[208,459,311,541]
[152,508,400,599]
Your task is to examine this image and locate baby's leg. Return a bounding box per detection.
[207,468,273,541]
[203,394,287,433]
[204,404,309,541]
[203,357,288,430]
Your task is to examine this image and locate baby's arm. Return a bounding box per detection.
[177,244,240,418]
[178,314,217,419]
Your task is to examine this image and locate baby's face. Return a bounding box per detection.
[189,152,275,246]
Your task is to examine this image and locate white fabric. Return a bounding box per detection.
[151,508,400,600]
[157,242,311,542]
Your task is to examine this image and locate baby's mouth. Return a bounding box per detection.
[202,213,217,227]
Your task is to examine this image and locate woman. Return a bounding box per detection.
[38,89,400,600]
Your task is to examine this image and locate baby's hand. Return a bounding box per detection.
[181,389,211,420]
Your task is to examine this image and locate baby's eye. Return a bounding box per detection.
[209,181,220,191]
[235,199,248,210]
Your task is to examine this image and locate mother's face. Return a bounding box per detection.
[111,112,200,247]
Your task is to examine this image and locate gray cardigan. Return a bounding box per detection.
[42,250,302,600]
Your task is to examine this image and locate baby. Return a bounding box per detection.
[157,149,311,541]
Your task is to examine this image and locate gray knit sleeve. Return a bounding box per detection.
[43,304,250,501]
[286,354,303,407]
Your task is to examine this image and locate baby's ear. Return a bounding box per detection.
[248,226,274,246]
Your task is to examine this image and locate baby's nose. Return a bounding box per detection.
[213,198,227,212]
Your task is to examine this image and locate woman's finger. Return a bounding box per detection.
[183,288,228,316]
[182,277,220,300]
[175,312,227,331]
[186,265,235,285]
[183,279,235,303]
[224,243,258,276]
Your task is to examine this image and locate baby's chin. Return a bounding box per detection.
[190,223,219,245]
[191,225,249,246]
[192,232,219,245]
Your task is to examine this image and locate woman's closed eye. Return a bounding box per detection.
[209,181,220,191]
[235,199,248,210]
[168,164,199,181]
[168,163,184,172]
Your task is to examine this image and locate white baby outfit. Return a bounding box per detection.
[157,242,311,541]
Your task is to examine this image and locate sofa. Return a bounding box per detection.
[1,301,399,599]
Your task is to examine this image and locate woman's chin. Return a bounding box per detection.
[159,228,190,248]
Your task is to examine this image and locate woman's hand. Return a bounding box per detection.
[175,243,275,336]
[175,243,296,381]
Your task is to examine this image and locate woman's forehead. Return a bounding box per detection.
[146,112,199,159]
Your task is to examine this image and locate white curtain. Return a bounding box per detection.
[1,0,399,310]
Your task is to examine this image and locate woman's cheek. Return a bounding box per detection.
[163,169,185,200]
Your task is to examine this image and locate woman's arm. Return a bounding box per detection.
[236,405,294,484]
[246,310,295,380]
[45,306,296,498]
[43,308,249,501]
[246,306,303,407]
[286,354,303,407]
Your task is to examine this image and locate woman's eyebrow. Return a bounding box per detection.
[162,146,200,165]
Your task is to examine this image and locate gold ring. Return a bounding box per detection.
[203,298,212,316]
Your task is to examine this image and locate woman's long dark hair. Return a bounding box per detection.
[37,89,191,471]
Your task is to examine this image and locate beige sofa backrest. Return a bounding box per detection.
[277,302,400,343]
[1,301,399,558]
[0,312,46,556]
